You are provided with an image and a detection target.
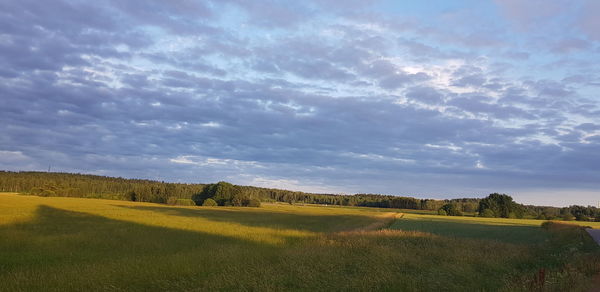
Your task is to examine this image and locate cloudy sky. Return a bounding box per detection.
[1,0,600,206]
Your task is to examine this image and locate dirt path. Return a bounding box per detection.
[587,229,600,246]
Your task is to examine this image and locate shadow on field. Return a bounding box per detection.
[391,218,549,245]
[111,204,378,233]
[0,205,277,270]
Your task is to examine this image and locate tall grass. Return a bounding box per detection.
[1,193,598,291]
[391,213,600,291]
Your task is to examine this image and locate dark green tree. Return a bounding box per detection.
[477,193,522,218]
[439,203,463,216]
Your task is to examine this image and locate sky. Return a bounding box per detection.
[1,0,600,207]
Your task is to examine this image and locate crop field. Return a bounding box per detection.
[1,193,599,291]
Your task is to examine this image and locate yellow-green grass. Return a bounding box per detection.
[1,193,599,291]
[391,213,600,290]
[397,212,600,228]
[392,213,600,244]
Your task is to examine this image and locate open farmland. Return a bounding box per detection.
[1,193,599,291]
[392,213,600,243]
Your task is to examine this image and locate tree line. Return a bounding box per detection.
[0,171,204,205]
[437,193,600,222]
[0,171,597,221]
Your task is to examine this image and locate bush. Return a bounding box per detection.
[440,203,463,216]
[480,209,495,218]
[125,191,137,201]
[562,213,575,221]
[245,198,261,207]
[437,209,447,216]
[202,198,218,206]
[39,189,56,197]
[167,196,178,205]
[174,199,195,206]
[30,187,56,197]
[576,215,591,222]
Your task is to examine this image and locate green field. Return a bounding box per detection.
[392,213,600,243]
[1,193,599,291]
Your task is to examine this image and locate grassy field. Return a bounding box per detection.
[1,193,599,291]
[392,213,600,243]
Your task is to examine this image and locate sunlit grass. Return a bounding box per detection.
[397,212,600,228]
[1,193,599,291]
[0,194,390,245]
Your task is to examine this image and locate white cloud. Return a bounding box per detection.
[0,150,30,162]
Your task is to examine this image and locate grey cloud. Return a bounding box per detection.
[494,0,572,30]
[378,72,429,90]
[356,59,430,89]
[551,38,591,53]
[452,74,487,87]
[579,1,600,41]
[448,96,536,120]
[250,39,359,82]
[1,0,600,204]
[109,0,215,35]
[575,123,600,132]
[398,38,472,61]
[405,86,444,104]
[504,51,530,60]
[531,80,573,97]
[224,0,314,27]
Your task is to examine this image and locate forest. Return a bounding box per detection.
[0,170,598,221]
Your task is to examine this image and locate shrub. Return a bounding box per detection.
[575,215,591,222]
[125,191,137,202]
[480,209,495,218]
[245,198,261,207]
[30,187,56,197]
[167,196,178,205]
[174,199,195,206]
[202,198,218,206]
[39,189,56,197]
[440,203,463,216]
[437,209,447,216]
[562,213,575,221]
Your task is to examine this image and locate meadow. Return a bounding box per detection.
[1,193,599,291]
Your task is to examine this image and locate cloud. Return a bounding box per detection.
[494,0,569,30]
[0,150,32,165]
[0,0,599,205]
[578,0,600,41]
